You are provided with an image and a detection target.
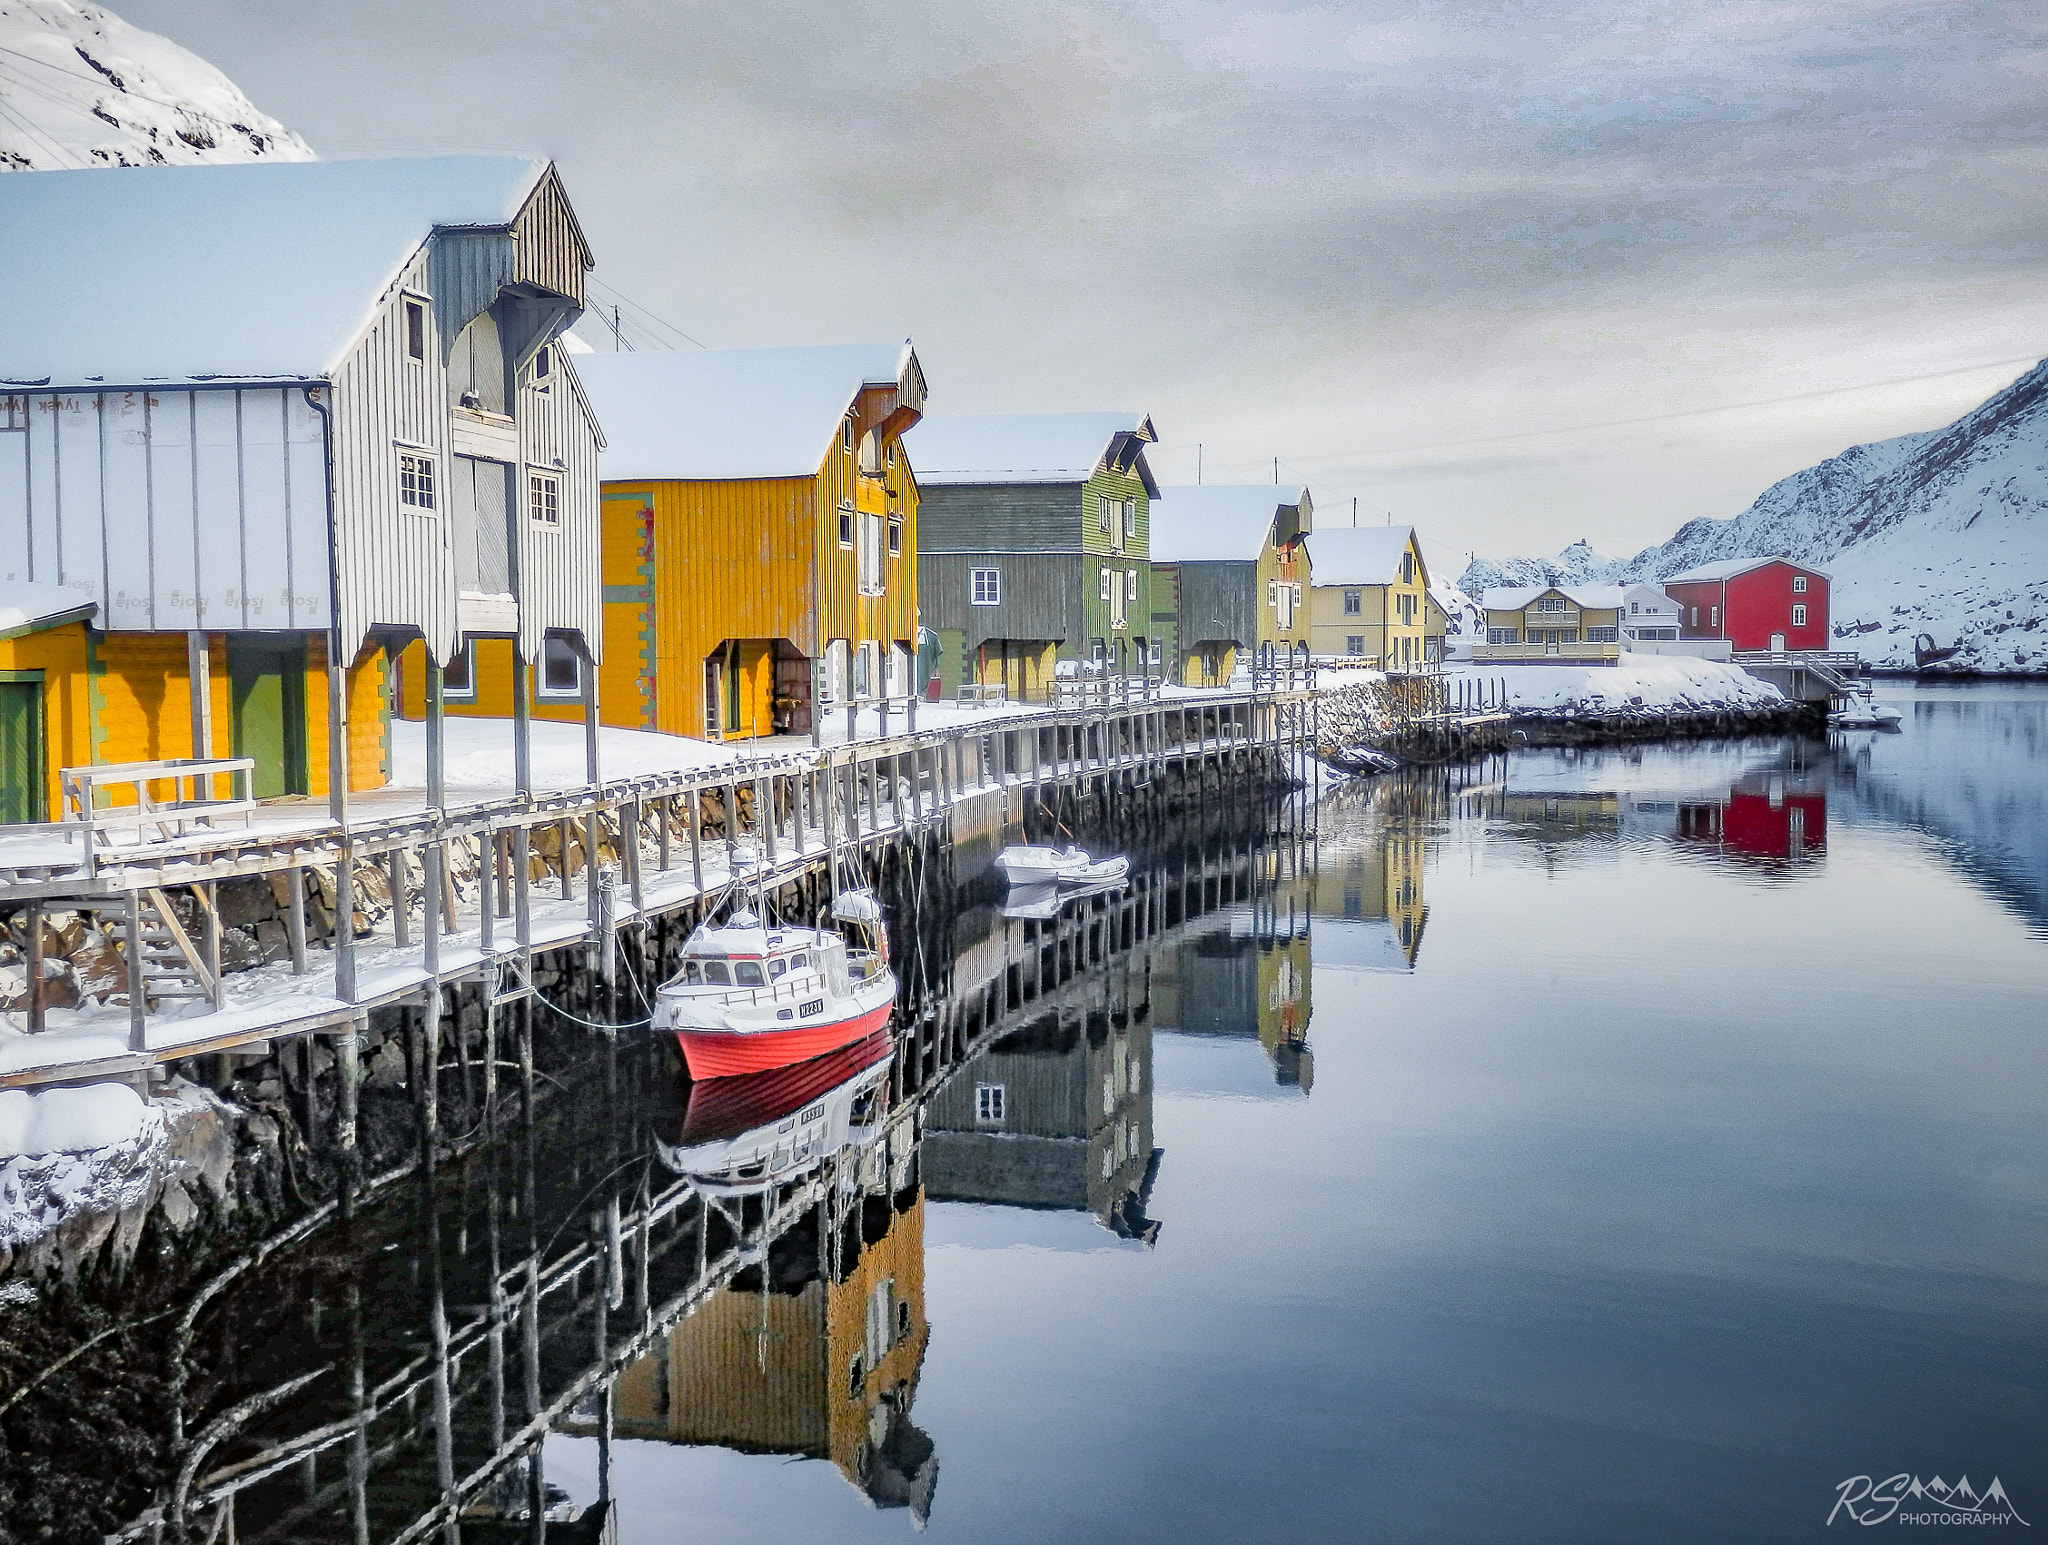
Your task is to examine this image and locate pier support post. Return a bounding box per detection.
[336,1016,363,1214]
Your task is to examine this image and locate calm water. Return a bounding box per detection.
[554,683,2047,1544]
[15,684,2048,1544]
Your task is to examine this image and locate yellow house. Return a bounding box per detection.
[570,344,925,741]
[1148,485,1312,685]
[1306,525,1439,671]
[1475,583,1625,664]
[1,583,387,823]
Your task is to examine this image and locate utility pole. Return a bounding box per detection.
[1351,497,1358,528]
[1273,456,1279,484]
[1197,444,1202,485]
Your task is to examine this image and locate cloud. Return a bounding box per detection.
[110,0,2048,556]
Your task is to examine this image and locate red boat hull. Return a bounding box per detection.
[675,1000,895,1079]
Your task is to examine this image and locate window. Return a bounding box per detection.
[842,417,854,454]
[1100,566,1112,601]
[1710,605,1719,628]
[1792,575,1808,594]
[1630,601,1640,614]
[1126,569,1139,600]
[399,451,436,512]
[531,344,552,393]
[529,472,559,526]
[1535,595,1567,613]
[886,515,902,556]
[976,1083,1006,1123]
[1791,604,1807,628]
[1122,499,1136,544]
[539,636,582,699]
[1587,626,1618,642]
[1097,493,1111,533]
[971,568,1000,606]
[858,513,884,593]
[703,961,730,985]
[1488,627,1518,644]
[404,299,427,363]
[1401,552,1414,583]
[735,962,765,986]
[1346,635,1365,655]
[886,439,896,468]
[1343,588,1361,615]
[441,639,475,701]
[837,501,854,548]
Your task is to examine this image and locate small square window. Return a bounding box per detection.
[399,451,436,512]
[1792,575,1808,593]
[539,637,582,699]
[970,568,1000,606]
[887,516,902,556]
[1346,635,1364,655]
[441,640,475,700]
[837,503,854,548]
[404,299,427,363]
[529,472,560,526]
[975,1083,1005,1123]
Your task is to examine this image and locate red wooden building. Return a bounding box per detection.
[1664,557,1829,651]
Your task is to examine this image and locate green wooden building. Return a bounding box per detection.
[907,413,1160,700]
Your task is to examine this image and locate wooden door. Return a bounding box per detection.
[228,637,309,798]
[0,677,44,823]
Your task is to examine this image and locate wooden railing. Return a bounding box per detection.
[59,757,259,845]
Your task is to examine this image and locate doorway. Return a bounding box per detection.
[0,674,44,823]
[1770,632,1787,652]
[227,636,309,798]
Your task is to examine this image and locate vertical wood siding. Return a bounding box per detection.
[511,167,591,308]
[0,388,329,632]
[517,356,603,665]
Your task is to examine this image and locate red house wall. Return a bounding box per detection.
[1664,562,1828,648]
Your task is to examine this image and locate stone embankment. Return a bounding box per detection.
[1313,671,1819,770]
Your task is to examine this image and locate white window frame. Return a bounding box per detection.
[886,514,902,557]
[1343,589,1361,616]
[970,568,1000,606]
[837,500,855,548]
[398,449,437,514]
[976,1083,1006,1123]
[1792,575,1808,594]
[1791,603,1807,628]
[858,512,885,594]
[1126,569,1139,601]
[1346,635,1364,655]
[1535,595,1567,613]
[530,343,553,394]
[528,470,560,528]
[1097,492,1112,534]
[403,296,429,365]
[537,636,584,701]
[1100,566,1112,601]
[440,638,477,702]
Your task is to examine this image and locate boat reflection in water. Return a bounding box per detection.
[601,1038,938,1524]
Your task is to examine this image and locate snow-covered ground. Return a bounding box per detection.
[1448,654,1788,715]
[0,0,312,171]
[1462,361,2048,675]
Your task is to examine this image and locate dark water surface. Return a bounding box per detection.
[15,684,2048,1545]
[558,684,2044,1545]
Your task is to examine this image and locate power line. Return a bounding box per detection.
[0,41,244,120]
[587,278,709,350]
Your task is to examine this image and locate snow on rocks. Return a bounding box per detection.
[0,0,313,172]
[1447,654,1788,717]
[0,1081,148,1158]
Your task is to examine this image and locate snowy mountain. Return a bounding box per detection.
[1461,361,2048,673]
[0,0,310,171]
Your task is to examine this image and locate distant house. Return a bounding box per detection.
[1621,582,1683,644]
[1474,584,1625,664]
[491,344,926,742]
[1148,485,1312,686]
[0,157,599,812]
[1663,557,1829,652]
[909,413,1159,700]
[1306,527,1439,670]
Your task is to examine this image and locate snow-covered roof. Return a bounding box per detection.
[1665,556,1826,583]
[1308,526,1422,587]
[1150,485,1307,563]
[574,345,917,482]
[0,157,551,387]
[907,412,1156,488]
[1624,582,1681,609]
[1484,583,1628,611]
[0,581,97,638]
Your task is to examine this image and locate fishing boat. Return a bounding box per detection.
[655,1028,894,1195]
[994,844,1094,884]
[653,891,897,1079]
[1831,691,1903,730]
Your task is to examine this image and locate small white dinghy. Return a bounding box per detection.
[1055,855,1129,889]
[1831,693,1903,730]
[994,845,1094,885]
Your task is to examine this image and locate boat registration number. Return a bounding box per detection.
[801,999,824,1017]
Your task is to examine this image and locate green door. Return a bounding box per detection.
[0,676,45,824]
[228,637,309,798]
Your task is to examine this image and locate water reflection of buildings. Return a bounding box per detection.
[607,1051,938,1523]
[1481,742,1830,874]
[1311,782,1432,974]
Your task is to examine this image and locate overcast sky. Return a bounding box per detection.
[115,0,2048,570]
